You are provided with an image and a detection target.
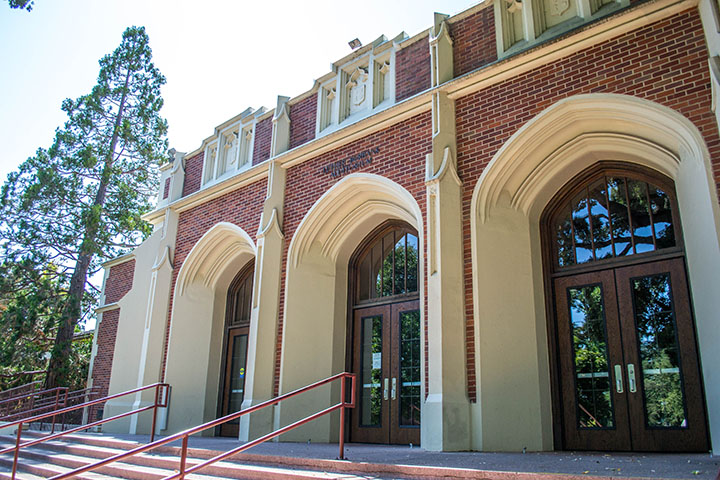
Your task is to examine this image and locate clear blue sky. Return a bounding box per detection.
[0,0,479,183]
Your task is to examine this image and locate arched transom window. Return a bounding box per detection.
[550,166,680,269]
[354,224,419,303]
[226,263,254,327]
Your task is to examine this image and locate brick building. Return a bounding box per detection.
[88,0,720,453]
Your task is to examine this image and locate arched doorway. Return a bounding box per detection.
[218,262,254,437]
[348,221,421,445]
[542,163,709,452]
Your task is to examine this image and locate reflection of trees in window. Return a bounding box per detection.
[227,264,253,327]
[554,174,676,268]
[632,274,686,427]
[399,310,420,426]
[356,227,419,303]
[360,316,383,426]
[568,285,614,428]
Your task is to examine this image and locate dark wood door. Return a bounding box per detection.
[220,327,249,437]
[350,300,421,445]
[554,259,708,451]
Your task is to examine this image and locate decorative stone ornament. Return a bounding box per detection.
[549,0,570,16]
[506,0,522,14]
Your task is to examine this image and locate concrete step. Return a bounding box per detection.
[0,435,391,480]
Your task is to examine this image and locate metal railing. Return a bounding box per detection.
[50,372,356,480]
[0,380,42,402]
[0,387,68,424]
[0,382,170,480]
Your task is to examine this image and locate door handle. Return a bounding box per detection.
[383,378,389,400]
[627,364,637,393]
[614,364,624,393]
[391,377,397,400]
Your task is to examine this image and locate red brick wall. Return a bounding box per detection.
[456,9,719,402]
[451,7,497,78]
[253,117,273,165]
[182,152,204,197]
[276,112,432,396]
[105,260,135,304]
[90,308,119,413]
[163,178,171,200]
[396,35,431,101]
[289,95,317,150]
[160,179,267,378]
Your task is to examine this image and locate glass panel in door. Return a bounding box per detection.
[554,270,631,451]
[360,315,383,427]
[615,259,709,452]
[220,328,249,437]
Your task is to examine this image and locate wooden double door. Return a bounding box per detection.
[350,299,421,445]
[554,258,708,451]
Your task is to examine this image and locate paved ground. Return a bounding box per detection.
[99,433,720,479]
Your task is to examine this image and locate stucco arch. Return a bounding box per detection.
[468,93,720,453]
[278,173,424,441]
[164,222,257,434]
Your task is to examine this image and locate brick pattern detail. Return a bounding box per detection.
[105,260,135,304]
[161,179,267,378]
[253,117,273,165]
[276,112,433,396]
[289,95,317,150]
[182,152,204,197]
[456,10,720,402]
[163,178,171,200]
[451,7,497,77]
[396,35,431,101]
[90,308,119,414]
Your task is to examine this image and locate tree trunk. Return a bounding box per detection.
[45,69,131,390]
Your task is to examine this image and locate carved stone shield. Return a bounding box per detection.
[549,0,570,16]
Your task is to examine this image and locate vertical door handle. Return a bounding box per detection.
[614,364,624,393]
[383,378,389,400]
[627,364,637,393]
[391,378,397,400]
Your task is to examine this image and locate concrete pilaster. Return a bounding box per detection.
[422,15,471,451]
[239,158,286,441]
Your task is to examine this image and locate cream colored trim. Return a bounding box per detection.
[446,0,698,100]
[95,302,120,314]
[446,1,491,24]
[472,94,697,223]
[143,161,270,224]
[175,222,256,296]
[102,253,135,269]
[280,95,431,170]
[396,29,431,50]
[165,0,690,218]
[287,173,423,267]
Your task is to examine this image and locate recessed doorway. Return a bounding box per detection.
[219,262,253,437]
[348,222,421,445]
[543,164,709,452]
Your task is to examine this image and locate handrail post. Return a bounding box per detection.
[51,389,61,434]
[150,384,160,442]
[179,435,189,480]
[11,421,22,480]
[339,374,346,460]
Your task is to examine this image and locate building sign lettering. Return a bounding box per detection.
[321,147,380,178]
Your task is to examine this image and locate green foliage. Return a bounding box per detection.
[0,26,168,388]
[7,0,32,11]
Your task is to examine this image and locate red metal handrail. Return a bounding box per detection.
[49,372,356,480]
[1,382,169,480]
[0,387,68,428]
[0,380,42,401]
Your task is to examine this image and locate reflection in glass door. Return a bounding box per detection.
[220,327,249,437]
[351,300,420,445]
[555,259,708,451]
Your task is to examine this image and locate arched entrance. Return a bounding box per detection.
[218,261,254,437]
[542,163,709,452]
[348,221,420,445]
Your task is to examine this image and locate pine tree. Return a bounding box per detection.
[0,26,168,388]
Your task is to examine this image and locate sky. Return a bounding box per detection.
[0,0,480,183]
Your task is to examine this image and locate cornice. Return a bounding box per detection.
[444,0,698,101]
[162,0,694,220]
[102,252,135,268]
